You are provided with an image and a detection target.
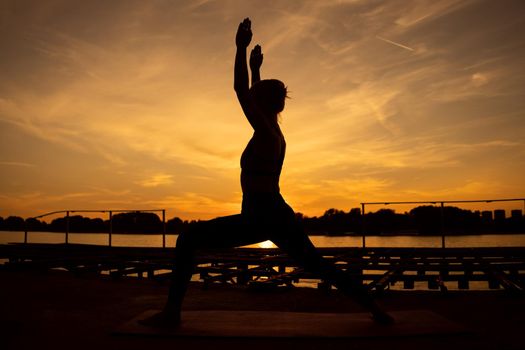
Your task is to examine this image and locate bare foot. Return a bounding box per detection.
[138,310,181,328]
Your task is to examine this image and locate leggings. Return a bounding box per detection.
[166,192,373,310]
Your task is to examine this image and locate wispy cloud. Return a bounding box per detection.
[136,173,174,188]
[393,0,475,28]
[144,192,241,219]
[0,161,36,167]
[375,36,415,52]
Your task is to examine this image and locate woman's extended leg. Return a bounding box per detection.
[268,202,394,324]
[141,213,268,327]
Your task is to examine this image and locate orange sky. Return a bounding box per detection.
[1,0,525,220]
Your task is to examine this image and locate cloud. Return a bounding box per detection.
[0,161,36,167]
[143,192,241,219]
[471,72,489,87]
[393,0,474,27]
[136,173,174,187]
[375,36,415,52]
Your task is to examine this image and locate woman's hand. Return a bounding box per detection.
[250,44,263,72]
[236,18,252,48]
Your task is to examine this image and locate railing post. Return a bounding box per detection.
[440,202,445,248]
[65,211,70,244]
[24,219,28,244]
[361,203,366,248]
[109,211,113,247]
[162,209,166,248]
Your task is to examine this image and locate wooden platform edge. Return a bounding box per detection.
[113,309,470,338]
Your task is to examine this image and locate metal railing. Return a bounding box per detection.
[21,198,525,249]
[360,198,525,248]
[24,209,168,248]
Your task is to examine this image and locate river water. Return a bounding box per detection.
[1,230,524,248]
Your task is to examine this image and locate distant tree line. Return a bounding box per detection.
[298,206,524,235]
[0,206,523,235]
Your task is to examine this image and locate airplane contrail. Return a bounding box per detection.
[375,35,415,52]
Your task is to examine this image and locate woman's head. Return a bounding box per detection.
[250,79,288,115]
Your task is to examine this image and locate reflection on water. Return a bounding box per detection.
[1,231,524,248]
[246,234,525,248]
[247,240,276,249]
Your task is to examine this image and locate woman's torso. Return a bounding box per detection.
[240,127,286,193]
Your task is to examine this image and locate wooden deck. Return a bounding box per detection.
[1,243,524,293]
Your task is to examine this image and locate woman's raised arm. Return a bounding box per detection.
[234,18,252,100]
[234,18,268,131]
[250,45,263,86]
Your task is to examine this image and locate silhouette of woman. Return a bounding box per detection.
[142,18,393,327]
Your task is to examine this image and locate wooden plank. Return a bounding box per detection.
[486,269,524,293]
[372,268,403,292]
[2,243,525,292]
[249,268,305,288]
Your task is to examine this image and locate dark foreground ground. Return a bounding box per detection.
[1,270,524,350]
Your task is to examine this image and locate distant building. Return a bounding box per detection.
[511,210,523,219]
[494,209,506,222]
[481,211,493,222]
